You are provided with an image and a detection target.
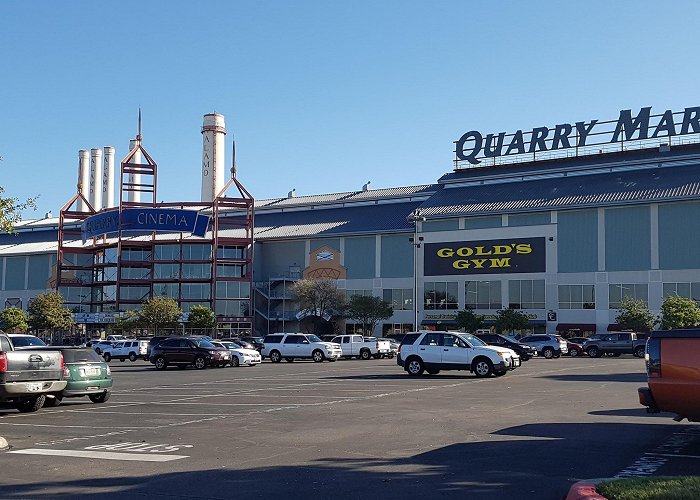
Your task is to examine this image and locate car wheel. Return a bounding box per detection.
[103,352,111,362]
[43,394,62,408]
[285,357,295,362]
[542,347,554,359]
[635,345,646,358]
[95,348,102,355]
[360,349,371,360]
[473,357,494,378]
[154,356,168,370]
[231,356,240,367]
[128,352,137,362]
[194,356,206,369]
[16,394,46,413]
[569,348,579,357]
[406,357,424,376]
[587,346,601,358]
[387,354,395,359]
[269,350,282,363]
[426,368,440,375]
[89,392,111,404]
[312,350,325,363]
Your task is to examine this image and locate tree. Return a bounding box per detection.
[659,295,700,330]
[615,296,656,331]
[346,295,393,336]
[187,305,217,329]
[455,307,485,333]
[494,308,529,335]
[291,279,346,334]
[1,157,38,233]
[0,307,29,332]
[139,297,182,334]
[27,291,74,331]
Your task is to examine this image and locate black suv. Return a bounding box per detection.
[474,333,537,361]
[149,336,231,370]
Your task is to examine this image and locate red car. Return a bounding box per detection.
[566,340,587,357]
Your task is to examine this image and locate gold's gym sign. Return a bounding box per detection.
[424,238,546,276]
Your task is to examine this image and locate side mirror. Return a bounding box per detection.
[302,340,310,344]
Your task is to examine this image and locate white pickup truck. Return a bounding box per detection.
[331,334,393,360]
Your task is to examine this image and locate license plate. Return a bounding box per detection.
[87,386,99,391]
[82,367,100,376]
[27,382,42,392]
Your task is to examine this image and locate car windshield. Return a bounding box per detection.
[11,336,47,347]
[223,342,241,349]
[459,334,486,347]
[306,335,322,343]
[194,339,217,348]
[63,348,104,363]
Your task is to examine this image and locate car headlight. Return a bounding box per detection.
[495,351,505,357]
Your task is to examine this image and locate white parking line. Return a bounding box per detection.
[9,448,188,461]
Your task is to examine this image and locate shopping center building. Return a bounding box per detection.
[2,106,700,337]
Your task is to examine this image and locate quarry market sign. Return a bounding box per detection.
[81,208,210,241]
[455,105,700,166]
[424,238,546,276]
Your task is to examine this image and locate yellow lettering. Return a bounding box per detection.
[453,260,470,269]
[489,258,511,268]
[493,245,512,255]
[472,259,487,268]
[516,243,532,254]
[437,248,454,258]
[456,246,473,257]
[475,246,492,256]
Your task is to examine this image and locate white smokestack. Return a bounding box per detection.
[102,146,115,209]
[78,150,90,212]
[201,113,226,202]
[89,148,103,211]
[127,139,142,203]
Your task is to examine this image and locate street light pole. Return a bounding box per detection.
[409,209,425,331]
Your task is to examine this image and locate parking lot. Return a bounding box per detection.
[1,356,698,499]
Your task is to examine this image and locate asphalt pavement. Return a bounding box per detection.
[0,356,697,499]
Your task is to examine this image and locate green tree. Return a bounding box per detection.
[346,295,393,336]
[455,307,485,333]
[615,296,657,331]
[291,279,346,334]
[0,307,29,332]
[1,157,38,233]
[27,291,74,331]
[187,305,217,329]
[659,295,700,329]
[494,308,529,335]
[139,297,183,334]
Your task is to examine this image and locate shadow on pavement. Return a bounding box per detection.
[0,422,685,500]
[537,372,647,383]
[589,408,673,418]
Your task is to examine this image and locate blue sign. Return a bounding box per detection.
[82,208,210,240]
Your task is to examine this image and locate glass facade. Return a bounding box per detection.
[383,289,413,310]
[424,282,458,310]
[558,284,595,309]
[609,283,648,308]
[509,280,545,309]
[663,282,700,303]
[465,281,501,309]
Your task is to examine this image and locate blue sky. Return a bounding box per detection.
[1,1,698,218]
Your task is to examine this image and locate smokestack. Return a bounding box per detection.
[201,113,226,202]
[89,148,103,211]
[78,150,90,212]
[127,139,142,203]
[102,146,115,209]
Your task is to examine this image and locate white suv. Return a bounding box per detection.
[397,331,520,377]
[262,333,342,363]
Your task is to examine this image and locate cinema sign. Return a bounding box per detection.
[455,105,700,165]
[424,238,545,276]
[81,208,210,241]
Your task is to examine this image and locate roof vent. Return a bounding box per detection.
[45,211,53,219]
[362,180,371,192]
[287,189,296,198]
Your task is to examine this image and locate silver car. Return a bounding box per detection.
[518,334,568,359]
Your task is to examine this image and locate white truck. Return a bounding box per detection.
[331,334,393,359]
[101,339,147,362]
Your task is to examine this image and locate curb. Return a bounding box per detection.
[566,479,607,500]
[0,436,8,450]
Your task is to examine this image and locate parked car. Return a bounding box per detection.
[565,340,587,357]
[145,336,171,360]
[149,337,231,370]
[212,340,261,367]
[386,338,399,357]
[519,334,568,359]
[6,334,47,349]
[89,340,113,355]
[583,332,647,358]
[239,336,264,352]
[0,332,66,412]
[101,339,142,362]
[329,334,392,360]
[221,338,255,350]
[568,336,590,345]
[33,347,113,406]
[261,333,342,363]
[639,328,700,422]
[397,331,520,377]
[473,333,537,361]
